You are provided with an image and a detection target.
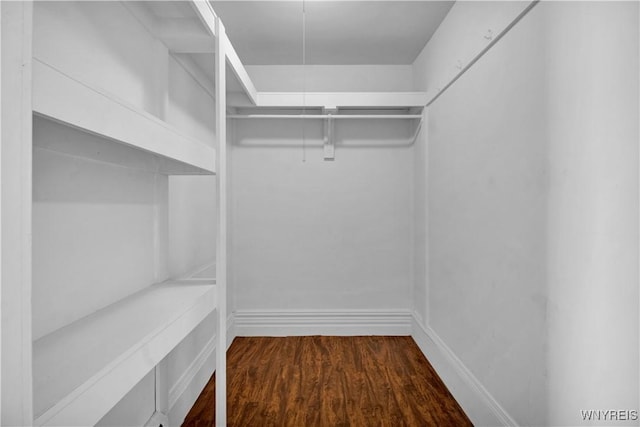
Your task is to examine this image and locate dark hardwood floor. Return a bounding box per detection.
[182,336,472,426]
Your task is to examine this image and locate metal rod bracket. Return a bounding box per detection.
[323,109,336,160]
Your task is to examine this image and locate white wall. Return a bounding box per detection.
[168,176,217,279]
[33,1,167,118]
[31,2,218,424]
[232,66,415,328]
[231,118,413,316]
[166,55,217,147]
[231,66,415,326]
[544,2,639,425]
[413,1,639,426]
[412,1,533,102]
[427,6,548,422]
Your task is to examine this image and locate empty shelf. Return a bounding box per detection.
[33,281,217,426]
[32,59,216,175]
[253,92,429,109]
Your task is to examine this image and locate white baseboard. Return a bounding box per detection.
[235,309,412,336]
[411,313,518,427]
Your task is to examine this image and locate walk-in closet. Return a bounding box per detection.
[1,1,638,426]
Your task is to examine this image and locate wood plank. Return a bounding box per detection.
[182,336,473,427]
[33,281,216,426]
[32,59,216,175]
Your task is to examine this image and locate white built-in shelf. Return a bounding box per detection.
[123,1,258,106]
[32,59,216,175]
[254,92,430,110]
[33,281,217,426]
[224,36,258,104]
[226,91,429,110]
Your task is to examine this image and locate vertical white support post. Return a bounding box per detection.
[214,17,227,427]
[0,1,3,420]
[153,361,169,417]
[0,2,4,420]
[1,2,33,425]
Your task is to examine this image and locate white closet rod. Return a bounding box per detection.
[227,114,423,120]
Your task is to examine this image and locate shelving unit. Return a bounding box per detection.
[33,281,216,426]
[32,59,216,175]
[2,1,430,426]
[124,0,257,107]
[27,1,231,424]
[1,0,233,425]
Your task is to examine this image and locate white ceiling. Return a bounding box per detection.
[211,1,454,65]
[146,1,198,18]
